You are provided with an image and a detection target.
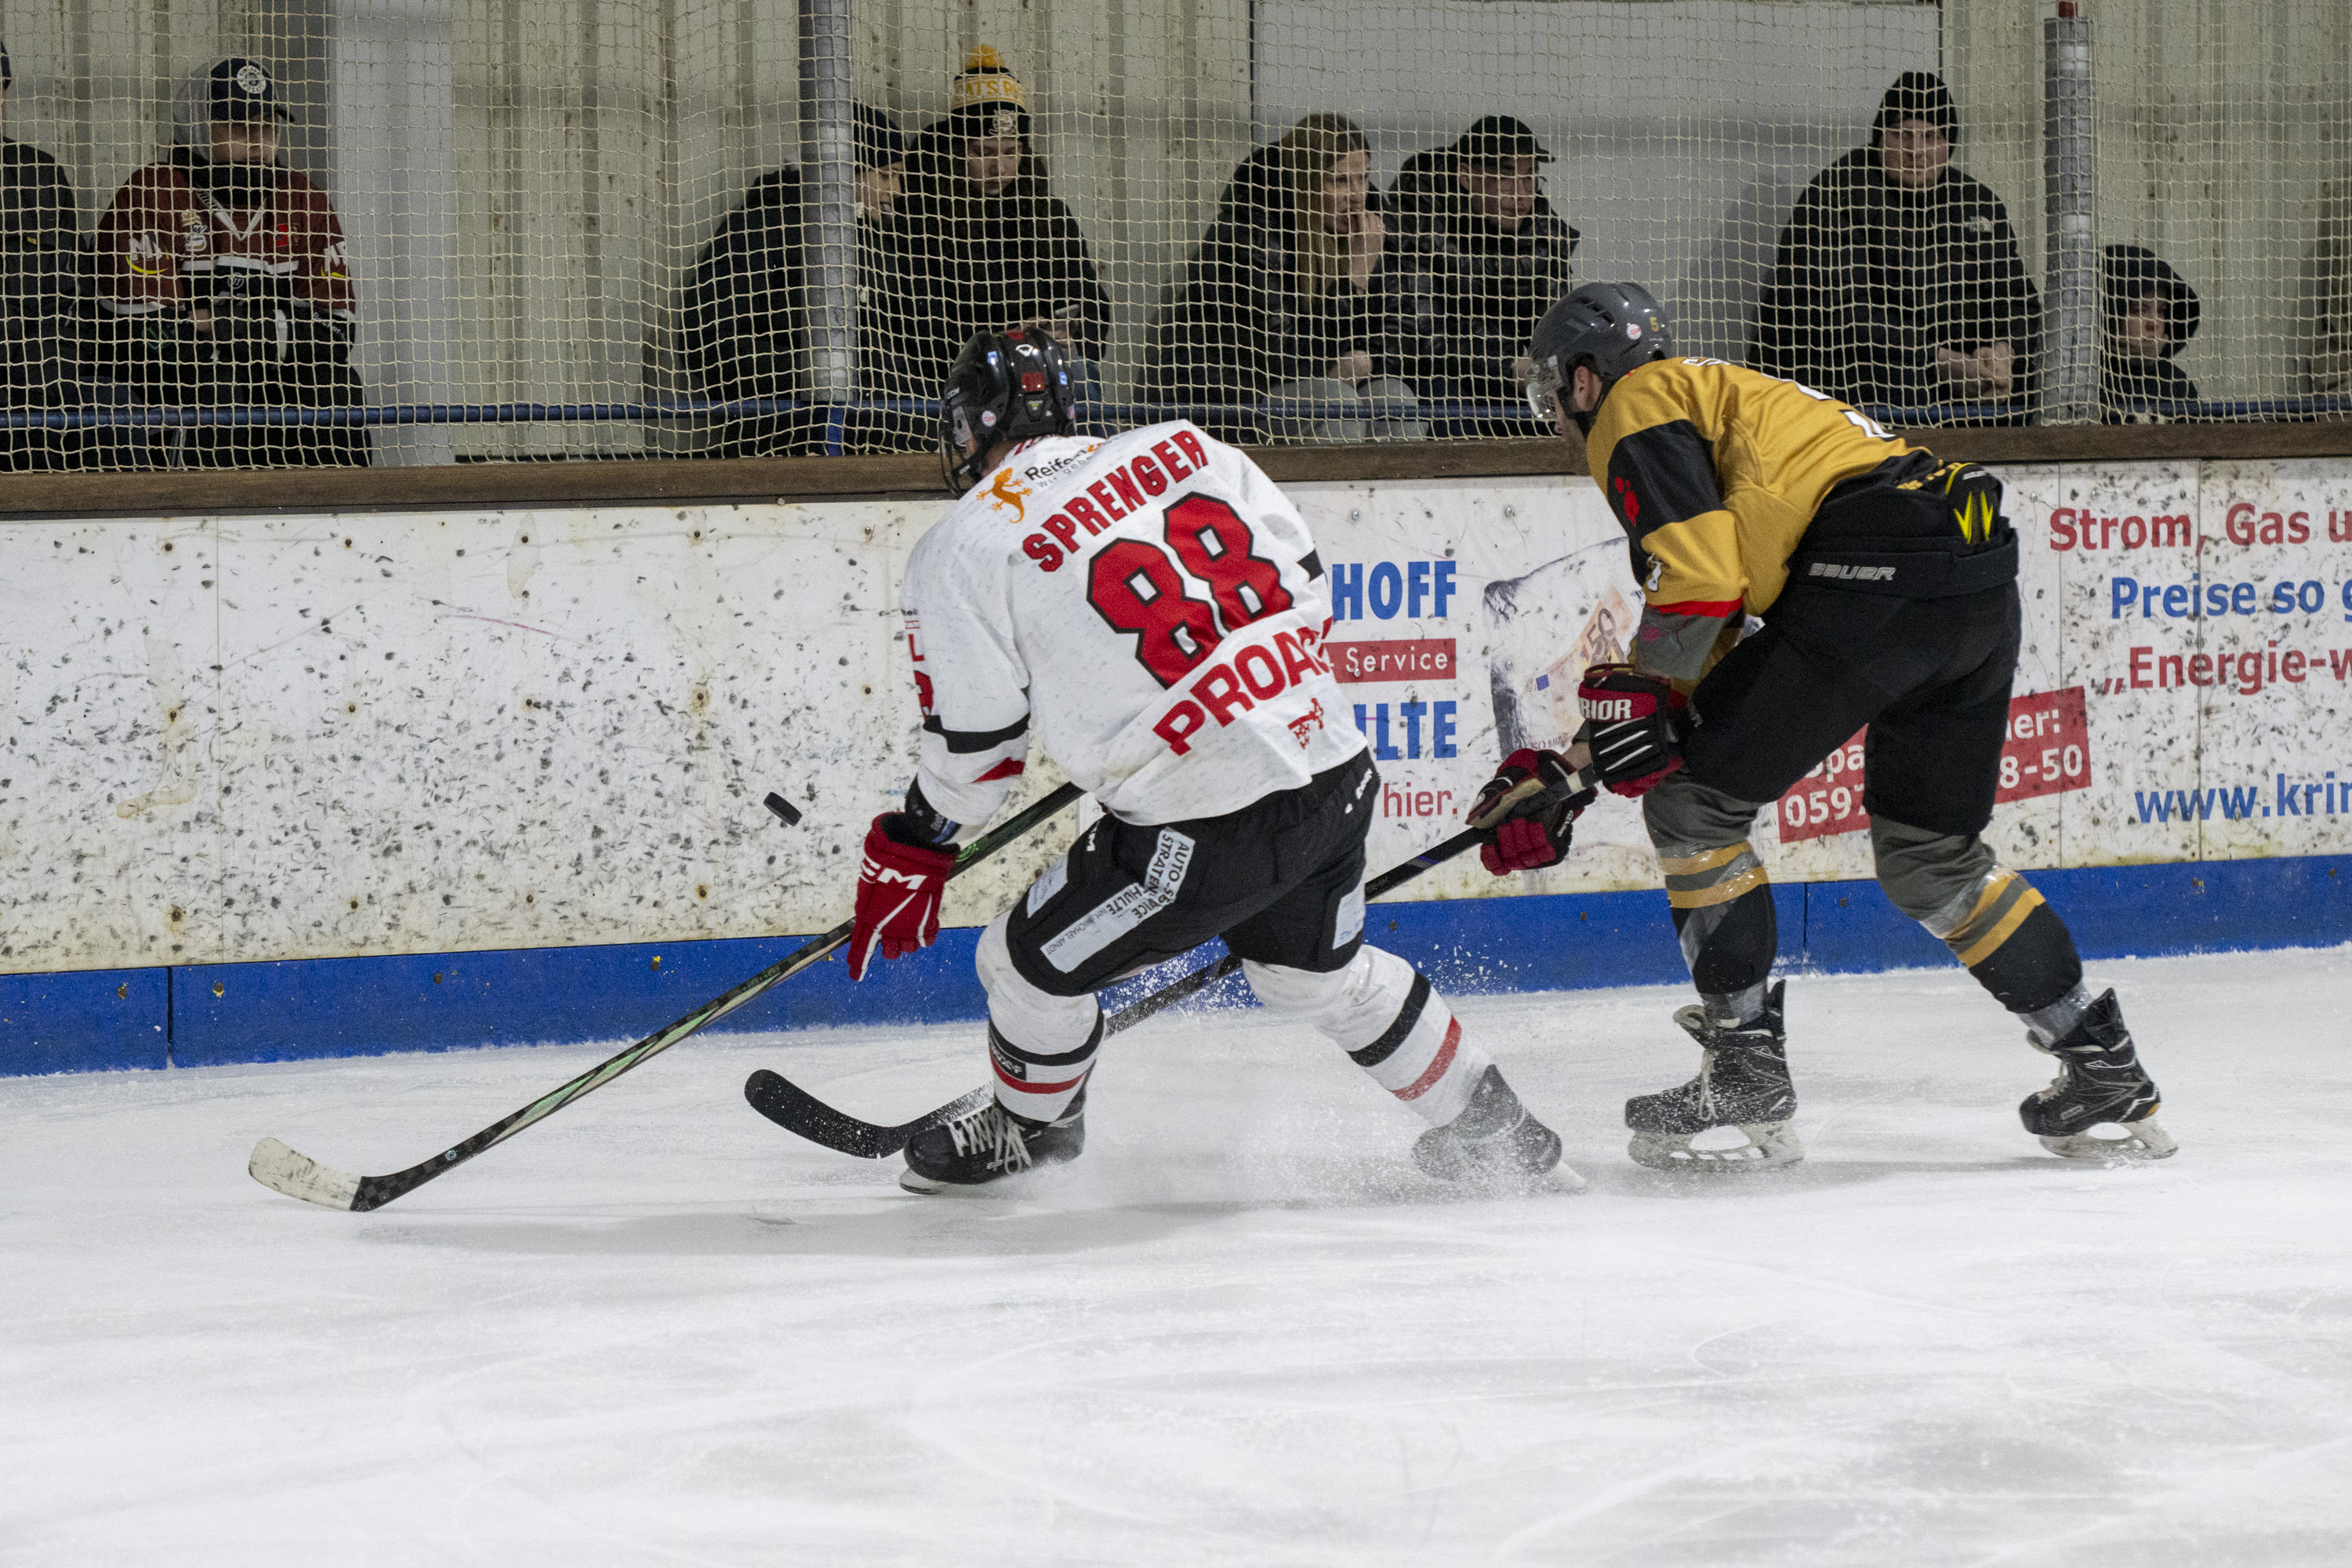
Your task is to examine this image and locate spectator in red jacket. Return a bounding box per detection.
[97,57,367,466]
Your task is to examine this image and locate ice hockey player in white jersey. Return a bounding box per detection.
[846,327,1573,1192]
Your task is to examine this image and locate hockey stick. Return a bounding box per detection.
[744,748,1598,1159]
[248,781,1085,1210]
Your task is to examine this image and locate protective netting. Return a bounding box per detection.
[0,0,2347,471]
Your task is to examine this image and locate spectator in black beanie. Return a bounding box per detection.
[681,101,909,456]
[1754,71,2041,419]
[2100,244,2201,423]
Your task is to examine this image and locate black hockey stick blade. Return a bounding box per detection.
[764,791,803,827]
[733,764,1589,1160]
[248,781,1084,1210]
[743,1069,991,1159]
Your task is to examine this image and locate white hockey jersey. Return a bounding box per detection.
[900,420,1367,828]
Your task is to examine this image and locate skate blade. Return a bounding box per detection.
[897,1158,1075,1196]
[1628,1121,1805,1173]
[2038,1118,2178,1163]
[897,1166,1030,1196]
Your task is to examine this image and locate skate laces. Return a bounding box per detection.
[946,1105,1035,1174]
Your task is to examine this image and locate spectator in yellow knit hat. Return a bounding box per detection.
[880,48,1109,405]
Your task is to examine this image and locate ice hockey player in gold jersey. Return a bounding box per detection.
[1466,281,2173,1171]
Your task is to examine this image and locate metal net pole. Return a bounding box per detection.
[2042,3,2098,425]
[799,0,856,408]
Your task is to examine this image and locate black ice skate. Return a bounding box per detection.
[2020,989,2177,1161]
[899,1091,1086,1195]
[1411,1065,1578,1190]
[1624,980,1802,1171]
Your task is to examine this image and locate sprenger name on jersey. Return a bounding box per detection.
[1020,428,1214,572]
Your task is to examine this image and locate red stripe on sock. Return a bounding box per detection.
[1394,1017,1461,1102]
[993,1058,1089,1096]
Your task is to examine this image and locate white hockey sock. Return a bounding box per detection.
[977,912,1100,1123]
[1246,948,1494,1127]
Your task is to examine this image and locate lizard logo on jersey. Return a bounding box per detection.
[985,469,1031,522]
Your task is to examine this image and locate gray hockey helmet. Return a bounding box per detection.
[1525,281,1674,424]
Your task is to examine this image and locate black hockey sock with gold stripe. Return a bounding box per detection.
[1660,840,1777,1026]
[1924,867,2088,1033]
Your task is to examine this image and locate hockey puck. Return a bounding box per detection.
[764,792,803,827]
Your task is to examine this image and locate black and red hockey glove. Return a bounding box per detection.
[1465,748,1596,875]
[1576,662,1686,798]
[847,815,959,981]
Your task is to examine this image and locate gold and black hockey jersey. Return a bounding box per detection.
[1584,356,1926,679]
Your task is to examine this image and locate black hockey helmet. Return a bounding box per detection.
[939,327,1077,492]
[1525,282,1673,427]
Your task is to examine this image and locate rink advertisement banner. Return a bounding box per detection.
[2,455,2350,978]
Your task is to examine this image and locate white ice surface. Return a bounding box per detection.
[5,949,2352,1566]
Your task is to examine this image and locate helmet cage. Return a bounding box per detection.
[1524,355,1567,424]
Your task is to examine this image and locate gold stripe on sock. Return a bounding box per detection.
[1659,844,1753,877]
[1955,884,2047,967]
[1668,865,1769,909]
[1941,870,2021,948]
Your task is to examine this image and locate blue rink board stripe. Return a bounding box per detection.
[3,853,2347,1076]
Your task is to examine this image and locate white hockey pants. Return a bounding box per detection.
[976,911,1490,1127]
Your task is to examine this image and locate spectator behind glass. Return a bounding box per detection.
[1387,114,1577,430]
[97,58,366,467]
[1148,113,1423,444]
[881,49,1109,419]
[680,101,907,456]
[2100,244,2201,423]
[1754,71,2041,420]
[0,42,85,471]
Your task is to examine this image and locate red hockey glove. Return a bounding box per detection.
[1465,749,1597,875]
[1576,663,1686,798]
[847,817,960,981]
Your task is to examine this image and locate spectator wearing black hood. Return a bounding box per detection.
[0,41,85,470]
[679,101,907,456]
[96,57,366,466]
[1147,113,1422,444]
[2100,244,2201,422]
[1387,114,1577,427]
[884,49,1109,408]
[1754,71,2040,419]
